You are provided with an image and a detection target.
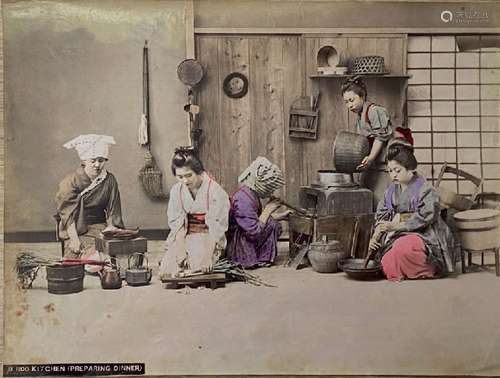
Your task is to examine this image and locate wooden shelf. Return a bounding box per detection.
[309,74,411,79]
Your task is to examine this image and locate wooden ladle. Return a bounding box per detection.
[363,225,384,268]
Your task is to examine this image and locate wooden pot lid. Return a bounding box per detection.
[453,208,500,221]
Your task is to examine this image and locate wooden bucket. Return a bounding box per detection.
[333,132,370,173]
[46,264,84,294]
[453,209,500,251]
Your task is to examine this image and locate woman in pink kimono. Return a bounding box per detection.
[56,134,124,264]
[159,147,230,277]
[369,139,456,281]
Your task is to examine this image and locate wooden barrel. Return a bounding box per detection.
[333,132,370,173]
[46,264,84,294]
[308,240,346,273]
[453,209,500,250]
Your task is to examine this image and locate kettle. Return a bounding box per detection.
[99,263,122,290]
[125,253,152,286]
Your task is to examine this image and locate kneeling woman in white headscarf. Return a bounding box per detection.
[226,157,292,268]
[56,134,124,260]
[159,147,230,277]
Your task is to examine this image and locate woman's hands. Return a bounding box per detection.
[376,220,404,233]
[368,237,381,252]
[66,223,82,256]
[200,255,213,273]
[200,239,217,273]
[271,209,293,221]
[368,220,404,253]
[264,199,282,214]
[259,199,281,224]
[260,199,295,222]
[356,155,374,171]
[357,139,385,171]
[68,237,82,255]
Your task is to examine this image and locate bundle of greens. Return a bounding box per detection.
[14,252,58,289]
[181,259,276,288]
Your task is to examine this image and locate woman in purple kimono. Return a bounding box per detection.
[226,157,292,268]
[56,134,124,264]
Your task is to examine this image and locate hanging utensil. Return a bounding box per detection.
[177,59,204,149]
[138,41,150,146]
[138,40,168,201]
[177,59,204,87]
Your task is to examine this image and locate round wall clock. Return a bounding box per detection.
[223,72,249,99]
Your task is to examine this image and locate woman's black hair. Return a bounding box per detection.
[171,146,204,175]
[387,142,418,170]
[341,75,367,99]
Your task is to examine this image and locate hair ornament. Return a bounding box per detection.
[174,146,196,155]
[341,75,366,92]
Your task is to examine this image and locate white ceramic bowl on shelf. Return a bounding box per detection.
[317,67,337,75]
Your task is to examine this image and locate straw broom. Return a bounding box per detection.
[138,40,168,201]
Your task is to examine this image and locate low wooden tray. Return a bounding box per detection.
[162,272,227,290]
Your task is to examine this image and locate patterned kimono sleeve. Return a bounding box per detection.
[367,105,393,142]
[205,182,230,248]
[400,185,440,232]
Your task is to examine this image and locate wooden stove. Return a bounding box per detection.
[289,173,375,260]
[299,184,373,216]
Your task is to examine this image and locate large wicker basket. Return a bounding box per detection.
[333,132,370,173]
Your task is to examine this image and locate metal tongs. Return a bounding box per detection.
[269,196,312,217]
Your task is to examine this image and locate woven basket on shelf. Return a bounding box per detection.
[351,55,387,74]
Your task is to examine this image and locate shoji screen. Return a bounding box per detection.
[407,35,500,195]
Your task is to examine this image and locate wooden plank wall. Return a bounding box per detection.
[196,35,302,199]
[196,34,406,205]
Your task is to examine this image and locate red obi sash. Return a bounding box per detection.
[187,213,208,234]
[179,176,213,234]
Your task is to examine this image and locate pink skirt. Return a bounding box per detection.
[381,234,436,282]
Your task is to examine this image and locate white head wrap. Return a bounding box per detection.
[63,134,116,160]
[238,156,285,197]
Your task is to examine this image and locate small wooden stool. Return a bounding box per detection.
[95,236,148,277]
[454,209,500,277]
[462,248,500,276]
[162,273,227,290]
